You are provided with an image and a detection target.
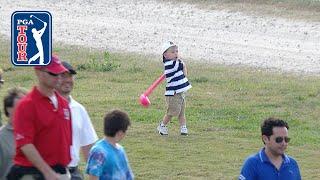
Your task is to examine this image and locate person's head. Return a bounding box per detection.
[261,117,290,156]
[56,61,77,97]
[104,109,131,141]
[34,55,68,89]
[0,68,4,88]
[162,41,178,60]
[3,87,27,122]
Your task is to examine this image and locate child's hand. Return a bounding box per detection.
[179,59,185,66]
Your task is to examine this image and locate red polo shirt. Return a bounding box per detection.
[13,86,72,167]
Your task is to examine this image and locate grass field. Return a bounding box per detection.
[1,32,320,179]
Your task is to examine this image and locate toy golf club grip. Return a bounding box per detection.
[144,74,165,96]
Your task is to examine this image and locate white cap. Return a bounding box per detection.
[162,41,177,54]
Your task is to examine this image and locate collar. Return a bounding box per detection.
[69,96,77,107]
[163,57,179,63]
[30,86,59,100]
[259,148,290,164]
[163,57,171,63]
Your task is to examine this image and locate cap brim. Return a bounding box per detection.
[162,44,177,54]
[69,69,77,75]
[61,61,77,75]
[47,66,68,74]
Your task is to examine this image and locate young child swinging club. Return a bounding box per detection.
[157,41,192,136]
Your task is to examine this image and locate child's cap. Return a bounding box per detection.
[162,41,177,54]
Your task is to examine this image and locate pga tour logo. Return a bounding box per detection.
[11,11,52,66]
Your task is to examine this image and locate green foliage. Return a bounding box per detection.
[1,36,320,179]
[77,51,120,72]
[192,76,209,83]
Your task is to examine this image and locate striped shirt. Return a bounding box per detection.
[163,58,192,96]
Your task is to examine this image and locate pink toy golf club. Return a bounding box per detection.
[139,74,165,107]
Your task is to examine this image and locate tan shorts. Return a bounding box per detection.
[165,93,185,117]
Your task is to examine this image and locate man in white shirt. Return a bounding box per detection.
[57,61,98,180]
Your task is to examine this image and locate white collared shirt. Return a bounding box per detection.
[68,96,98,167]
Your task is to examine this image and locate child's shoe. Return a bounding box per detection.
[157,124,168,135]
[180,126,188,135]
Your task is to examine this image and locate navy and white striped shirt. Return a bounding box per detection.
[163,58,192,96]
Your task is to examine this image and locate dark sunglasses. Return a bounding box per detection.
[41,70,59,77]
[275,136,290,143]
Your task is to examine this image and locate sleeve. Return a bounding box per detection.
[239,157,257,180]
[85,147,106,177]
[13,100,36,149]
[79,106,98,146]
[292,159,301,180]
[0,141,5,176]
[122,148,134,180]
[0,110,3,127]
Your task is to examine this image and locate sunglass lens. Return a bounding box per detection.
[275,137,290,143]
[275,137,283,143]
[284,137,290,143]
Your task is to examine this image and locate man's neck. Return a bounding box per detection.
[264,147,283,169]
[104,136,117,147]
[36,85,55,97]
[61,93,71,102]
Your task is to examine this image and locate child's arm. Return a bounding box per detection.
[180,60,188,76]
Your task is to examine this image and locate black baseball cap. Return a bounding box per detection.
[62,61,77,75]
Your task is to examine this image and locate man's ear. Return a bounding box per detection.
[115,130,125,139]
[262,135,269,144]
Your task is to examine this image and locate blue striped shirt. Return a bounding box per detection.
[163,58,191,96]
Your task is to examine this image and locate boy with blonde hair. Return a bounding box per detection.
[157,41,192,136]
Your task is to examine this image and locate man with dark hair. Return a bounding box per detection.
[57,61,98,180]
[0,87,27,179]
[86,109,134,180]
[239,117,301,180]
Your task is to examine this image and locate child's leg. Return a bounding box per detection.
[161,96,175,126]
[162,114,172,126]
[178,97,186,127]
[178,94,188,135]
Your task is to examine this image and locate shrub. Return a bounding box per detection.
[77,51,120,72]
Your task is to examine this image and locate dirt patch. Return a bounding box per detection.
[1,0,319,74]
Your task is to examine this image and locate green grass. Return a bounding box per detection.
[1,35,320,179]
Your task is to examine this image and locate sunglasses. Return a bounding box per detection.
[41,70,59,77]
[274,136,290,143]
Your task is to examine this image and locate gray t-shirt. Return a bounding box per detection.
[0,110,2,127]
[0,124,15,179]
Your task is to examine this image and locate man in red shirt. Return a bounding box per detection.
[7,55,72,180]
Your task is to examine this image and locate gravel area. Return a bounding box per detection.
[1,0,319,74]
